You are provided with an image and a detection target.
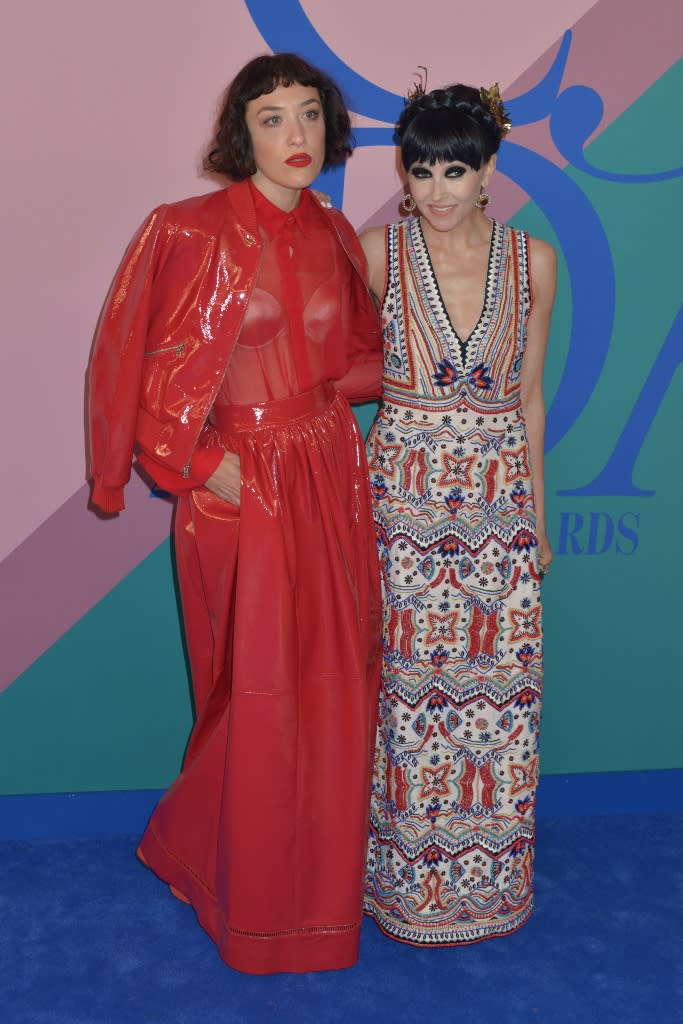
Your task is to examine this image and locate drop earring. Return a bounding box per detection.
[401,193,417,213]
[475,188,490,209]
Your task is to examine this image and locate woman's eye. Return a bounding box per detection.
[445,166,467,178]
[410,168,431,179]
[264,116,281,127]
[303,109,319,120]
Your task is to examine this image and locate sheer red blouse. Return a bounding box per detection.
[148,181,380,494]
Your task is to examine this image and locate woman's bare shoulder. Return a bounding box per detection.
[527,233,556,271]
[359,225,387,255]
[525,234,557,309]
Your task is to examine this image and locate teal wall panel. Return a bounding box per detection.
[511,61,683,772]
[0,541,192,795]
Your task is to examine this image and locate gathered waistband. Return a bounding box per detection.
[209,382,337,433]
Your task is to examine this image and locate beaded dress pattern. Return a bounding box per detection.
[364,217,543,944]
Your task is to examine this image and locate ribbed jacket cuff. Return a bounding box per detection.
[91,478,125,513]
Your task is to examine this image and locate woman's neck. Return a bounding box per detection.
[420,210,491,254]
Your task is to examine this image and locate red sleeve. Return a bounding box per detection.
[333,350,383,403]
[333,249,383,404]
[137,444,224,497]
[88,206,172,512]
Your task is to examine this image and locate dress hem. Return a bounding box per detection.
[362,898,534,947]
[138,829,362,975]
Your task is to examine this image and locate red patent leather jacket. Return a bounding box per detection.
[88,179,381,512]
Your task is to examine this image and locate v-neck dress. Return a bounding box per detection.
[364,217,543,945]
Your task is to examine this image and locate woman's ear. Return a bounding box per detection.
[482,154,497,188]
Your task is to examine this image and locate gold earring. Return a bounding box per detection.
[476,189,490,209]
[401,193,417,213]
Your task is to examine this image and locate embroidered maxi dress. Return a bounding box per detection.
[364,217,543,945]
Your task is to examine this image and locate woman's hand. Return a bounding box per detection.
[204,451,241,506]
[537,529,554,579]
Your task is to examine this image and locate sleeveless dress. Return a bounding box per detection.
[364,217,543,945]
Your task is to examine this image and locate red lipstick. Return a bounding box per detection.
[285,153,312,167]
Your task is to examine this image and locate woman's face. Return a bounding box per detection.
[245,82,325,208]
[407,156,496,232]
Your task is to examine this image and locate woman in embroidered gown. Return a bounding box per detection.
[88,54,382,974]
[361,83,556,945]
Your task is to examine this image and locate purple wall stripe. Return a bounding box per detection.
[0,473,171,693]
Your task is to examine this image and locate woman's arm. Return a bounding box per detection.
[520,236,557,572]
[89,207,170,512]
[137,441,228,499]
[331,221,385,403]
[359,226,388,305]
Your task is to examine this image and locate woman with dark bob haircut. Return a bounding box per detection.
[88,52,383,975]
[361,83,556,947]
[205,52,354,179]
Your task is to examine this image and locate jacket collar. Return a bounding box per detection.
[223,178,261,250]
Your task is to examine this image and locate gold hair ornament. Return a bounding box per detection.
[406,66,428,103]
[479,83,512,135]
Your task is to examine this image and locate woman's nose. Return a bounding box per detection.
[429,179,447,200]
[288,118,305,145]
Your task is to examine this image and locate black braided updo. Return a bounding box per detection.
[397,84,504,172]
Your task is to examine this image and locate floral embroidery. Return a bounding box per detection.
[365,220,542,947]
[433,358,459,387]
[468,362,494,389]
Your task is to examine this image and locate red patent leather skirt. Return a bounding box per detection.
[138,383,382,974]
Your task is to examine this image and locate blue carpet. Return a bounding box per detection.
[1,812,681,1024]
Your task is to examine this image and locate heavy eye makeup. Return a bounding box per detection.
[409,162,469,179]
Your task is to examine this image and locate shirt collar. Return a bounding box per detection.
[248,178,317,239]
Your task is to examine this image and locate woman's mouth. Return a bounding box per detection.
[285,153,312,167]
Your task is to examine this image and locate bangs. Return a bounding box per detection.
[400,108,487,171]
[241,55,322,105]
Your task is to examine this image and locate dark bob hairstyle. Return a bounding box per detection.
[397,84,504,172]
[205,53,353,180]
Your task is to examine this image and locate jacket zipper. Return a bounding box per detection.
[144,342,186,357]
[143,341,188,473]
